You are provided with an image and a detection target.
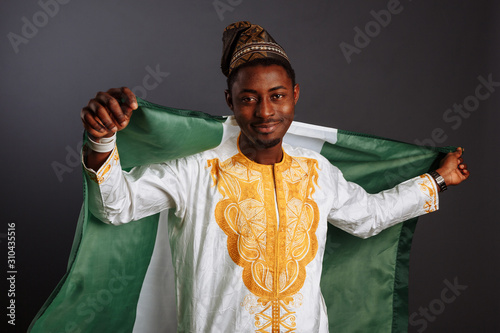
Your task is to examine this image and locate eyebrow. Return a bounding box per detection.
[240,86,288,94]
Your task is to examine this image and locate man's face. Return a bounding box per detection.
[225,64,300,151]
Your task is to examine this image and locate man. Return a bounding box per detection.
[81,22,469,332]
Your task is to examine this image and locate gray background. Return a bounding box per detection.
[1,0,498,332]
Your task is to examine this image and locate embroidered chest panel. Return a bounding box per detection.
[208,152,320,332]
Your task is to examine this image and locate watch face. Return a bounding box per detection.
[430,171,446,191]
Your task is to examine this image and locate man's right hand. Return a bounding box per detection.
[81,87,137,170]
[81,87,138,140]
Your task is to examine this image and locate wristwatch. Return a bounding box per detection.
[429,170,447,192]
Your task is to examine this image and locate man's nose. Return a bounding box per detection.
[255,98,274,118]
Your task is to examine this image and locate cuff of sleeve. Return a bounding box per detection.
[418,173,440,213]
[82,144,120,184]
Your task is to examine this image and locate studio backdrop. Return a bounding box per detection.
[1,1,498,332]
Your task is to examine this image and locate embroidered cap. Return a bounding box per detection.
[221,21,290,77]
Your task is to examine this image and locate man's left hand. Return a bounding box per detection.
[436,147,470,187]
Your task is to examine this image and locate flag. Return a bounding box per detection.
[29,98,453,332]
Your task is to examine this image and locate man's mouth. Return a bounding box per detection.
[252,121,281,134]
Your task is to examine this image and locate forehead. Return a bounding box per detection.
[231,64,292,93]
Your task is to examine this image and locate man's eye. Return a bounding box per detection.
[242,97,256,103]
[272,94,284,99]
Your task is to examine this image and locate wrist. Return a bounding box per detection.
[86,132,115,143]
[86,132,116,153]
[429,170,447,192]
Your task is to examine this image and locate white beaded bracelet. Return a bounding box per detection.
[87,133,116,153]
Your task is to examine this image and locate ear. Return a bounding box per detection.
[293,83,300,105]
[225,89,234,111]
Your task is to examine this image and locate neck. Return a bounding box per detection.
[238,135,283,165]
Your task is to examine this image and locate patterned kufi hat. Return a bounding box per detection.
[221,21,290,77]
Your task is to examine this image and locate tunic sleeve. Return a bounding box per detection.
[326,164,439,239]
[82,145,186,225]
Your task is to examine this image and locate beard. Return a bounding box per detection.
[255,137,281,149]
[239,137,282,161]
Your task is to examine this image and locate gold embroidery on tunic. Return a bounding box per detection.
[85,146,119,184]
[418,174,438,213]
[208,152,319,332]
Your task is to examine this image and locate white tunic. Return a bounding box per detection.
[84,131,438,333]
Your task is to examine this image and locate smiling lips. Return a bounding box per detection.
[252,120,282,134]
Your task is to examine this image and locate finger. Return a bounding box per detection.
[82,119,104,139]
[82,117,107,140]
[460,168,470,178]
[94,92,126,126]
[107,87,137,120]
[460,163,469,177]
[120,86,138,112]
[88,99,118,132]
[81,107,106,134]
